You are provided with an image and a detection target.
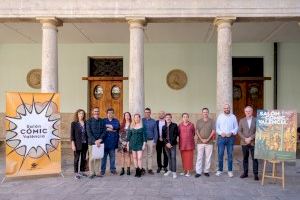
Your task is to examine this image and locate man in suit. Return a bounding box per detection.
[238,105,259,181]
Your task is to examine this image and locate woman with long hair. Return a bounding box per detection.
[127,113,147,177]
[119,112,132,176]
[71,109,88,179]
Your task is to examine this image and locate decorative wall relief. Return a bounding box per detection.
[166,69,187,90]
[27,69,41,89]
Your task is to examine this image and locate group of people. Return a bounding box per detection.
[70,104,259,181]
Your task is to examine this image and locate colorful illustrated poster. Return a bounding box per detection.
[5,92,61,177]
[255,110,297,161]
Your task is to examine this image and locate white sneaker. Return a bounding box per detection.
[180,172,185,176]
[228,171,234,178]
[172,172,177,179]
[215,171,222,176]
[164,171,172,176]
[185,173,191,177]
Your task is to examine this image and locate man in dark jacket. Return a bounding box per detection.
[162,113,178,179]
[101,108,120,175]
[86,107,105,179]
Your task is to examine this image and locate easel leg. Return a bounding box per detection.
[282,161,285,189]
[272,162,276,184]
[262,160,266,186]
[1,177,6,184]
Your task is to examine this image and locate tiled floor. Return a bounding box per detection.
[0,144,299,200]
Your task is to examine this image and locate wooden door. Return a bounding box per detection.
[233,80,264,144]
[89,80,123,120]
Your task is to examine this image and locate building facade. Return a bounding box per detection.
[0,0,299,141]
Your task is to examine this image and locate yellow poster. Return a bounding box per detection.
[5,92,61,177]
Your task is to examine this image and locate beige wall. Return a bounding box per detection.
[0,42,279,113]
[0,42,299,140]
[278,43,300,111]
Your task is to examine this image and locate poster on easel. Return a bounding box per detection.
[254,109,297,161]
[5,92,61,178]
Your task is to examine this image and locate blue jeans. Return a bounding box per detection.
[217,136,235,172]
[101,149,116,174]
[165,145,176,172]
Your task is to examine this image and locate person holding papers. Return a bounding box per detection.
[86,107,105,179]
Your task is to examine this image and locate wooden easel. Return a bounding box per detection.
[261,159,285,189]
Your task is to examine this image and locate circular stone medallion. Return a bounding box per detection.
[166,69,187,90]
[27,69,41,89]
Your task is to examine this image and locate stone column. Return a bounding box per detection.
[127,17,146,116]
[214,17,236,115]
[213,17,236,173]
[38,17,62,93]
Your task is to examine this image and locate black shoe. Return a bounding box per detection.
[254,175,259,181]
[141,168,146,176]
[127,167,131,175]
[204,173,210,177]
[89,174,96,179]
[240,173,248,178]
[136,168,141,178]
[148,169,154,175]
[195,174,201,178]
[157,168,161,173]
[163,168,168,173]
[75,174,81,180]
[120,168,125,176]
[111,171,118,175]
[135,168,138,177]
[79,172,88,177]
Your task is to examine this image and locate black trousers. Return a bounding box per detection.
[242,145,258,175]
[156,140,168,169]
[74,143,88,173]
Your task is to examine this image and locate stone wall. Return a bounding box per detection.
[0,0,299,20]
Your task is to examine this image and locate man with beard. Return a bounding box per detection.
[215,104,238,178]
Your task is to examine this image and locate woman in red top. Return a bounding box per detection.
[178,113,195,177]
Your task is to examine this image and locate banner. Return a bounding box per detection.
[254,110,297,161]
[5,92,61,177]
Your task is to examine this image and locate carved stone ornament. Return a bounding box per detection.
[27,69,41,89]
[94,85,104,99]
[111,85,121,100]
[166,69,187,90]
[233,85,242,99]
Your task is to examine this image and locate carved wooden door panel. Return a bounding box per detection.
[233,80,264,144]
[89,80,123,120]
